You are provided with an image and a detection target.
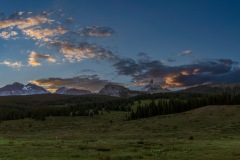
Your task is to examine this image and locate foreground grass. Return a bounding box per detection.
[0,105,240,159]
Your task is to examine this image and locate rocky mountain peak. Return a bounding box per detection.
[140,79,169,93]
[12,82,24,86]
[150,79,153,84]
[98,83,135,97]
[56,87,68,94]
[0,82,49,96]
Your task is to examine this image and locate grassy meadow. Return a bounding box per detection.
[0,105,240,159]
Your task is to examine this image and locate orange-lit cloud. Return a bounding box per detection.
[181,70,190,75]
[0,11,117,67]
[133,81,149,87]
[23,26,68,42]
[164,75,183,88]
[28,51,56,66]
[0,31,18,39]
[60,44,96,62]
[0,15,53,29]
[0,60,23,68]
[58,42,118,63]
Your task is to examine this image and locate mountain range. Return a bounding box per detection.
[1,81,240,97]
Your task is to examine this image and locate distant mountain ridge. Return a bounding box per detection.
[182,83,240,93]
[3,81,240,97]
[0,82,50,96]
[55,87,91,95]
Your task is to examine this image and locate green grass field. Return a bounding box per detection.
[0,105,240,159]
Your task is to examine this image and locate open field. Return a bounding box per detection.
[0,105,240,160]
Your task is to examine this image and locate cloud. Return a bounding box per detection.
[112,57,240,88]
[166,58,176,62]
[137,52,151,62]
[0,15,53,29]
[22,26,68,42]
[163,68,240,88]
[56,42,119,63]
[113,58,164,77]
[60,42,96,62]
[64,17,73,24]
[0,31,18,39]
[30,75,116,92]
[181,50,193,55]
[0,11,116,67]
[0,60,23,68]
[113,58,142,76]
[28,51,56,66]
[5,11,23,19]
[79,26,114,37]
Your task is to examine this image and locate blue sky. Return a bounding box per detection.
[0,0,239,92]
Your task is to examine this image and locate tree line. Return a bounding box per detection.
[129,92,240,120]
[0,92,240,121]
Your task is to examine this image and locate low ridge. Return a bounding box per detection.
[182,83,240,93]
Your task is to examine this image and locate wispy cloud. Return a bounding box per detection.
[181,50,193,55]
[0,60,23,68]
[55,42,119,63]
[28,51,56,66]
[60,42,96,62]
[23,26,68,42]
[0,31,18,40]
[0,14,53,29]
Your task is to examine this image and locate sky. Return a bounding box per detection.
[0,0,240,92]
